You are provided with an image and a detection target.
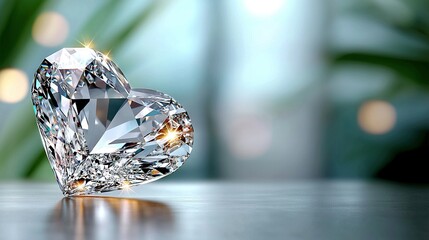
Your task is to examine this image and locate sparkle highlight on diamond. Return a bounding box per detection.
[32,48,194,196]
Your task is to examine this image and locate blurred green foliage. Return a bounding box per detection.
[2,0,429,182]
[0,0,161,180]
[329,0,429,182]
[334,0,429,89]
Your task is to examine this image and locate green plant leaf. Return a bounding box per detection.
[334,52,429,89]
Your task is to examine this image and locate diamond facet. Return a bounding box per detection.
[32,48,194,196]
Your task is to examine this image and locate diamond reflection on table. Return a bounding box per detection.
[49,197,174,239]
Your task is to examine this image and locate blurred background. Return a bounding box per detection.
[0,0,428,183]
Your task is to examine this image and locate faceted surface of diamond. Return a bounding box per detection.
[31,48,194,196]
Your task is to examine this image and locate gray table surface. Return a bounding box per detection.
[0,181,428,240]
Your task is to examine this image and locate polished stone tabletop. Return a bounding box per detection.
[0,181,428,240]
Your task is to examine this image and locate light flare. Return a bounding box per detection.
[164,130,179,142]
[77,39,96,49]
[104,50,112,60]
[120,180,135,194]
[73,179,86,191]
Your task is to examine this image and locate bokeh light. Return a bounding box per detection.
[243,0,285,17]
[0,68,29,103]
[32,12,69,47]
[358,100,396,135]
[228,116,272,159]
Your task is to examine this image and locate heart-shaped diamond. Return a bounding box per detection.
[31,48,194,196]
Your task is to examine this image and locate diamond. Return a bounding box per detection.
[31,48,194,196]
